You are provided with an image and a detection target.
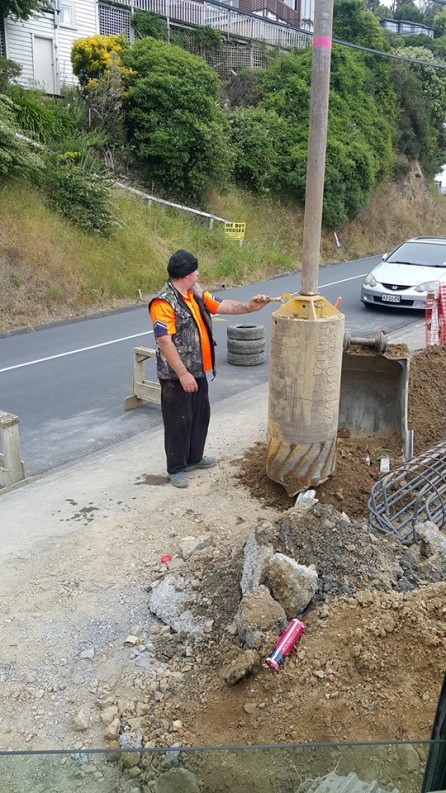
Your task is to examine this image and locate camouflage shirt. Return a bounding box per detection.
[149,281,216,380]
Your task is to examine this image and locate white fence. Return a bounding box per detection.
[121,0,312,50]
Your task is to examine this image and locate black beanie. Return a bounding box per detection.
[167,249,198,278]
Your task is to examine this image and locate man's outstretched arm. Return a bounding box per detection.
[215,295,270,315]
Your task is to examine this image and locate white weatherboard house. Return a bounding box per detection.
[0,0,133,94]
[1,0,314,95]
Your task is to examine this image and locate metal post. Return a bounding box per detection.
[300,0,334,296]
[166,0,171,42]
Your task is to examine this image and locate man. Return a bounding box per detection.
[149,249,270,488]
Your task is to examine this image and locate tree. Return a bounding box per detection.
[122,38,232,202]
[228,107,281,194]
[0,0,42,20]
[433,7,446,36]
[394,0,424,23]
[390,63,431,162]
[333,0,396,118]
[392,46,446,171]
[420,0,440,26]
[259,45,394,228]
[372,4,391,19]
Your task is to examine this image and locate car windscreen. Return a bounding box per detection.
[388,242,446,267]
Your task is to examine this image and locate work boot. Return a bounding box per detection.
[185,457,217,472]
[170,471,188,488]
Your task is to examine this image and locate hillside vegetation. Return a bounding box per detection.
[1,167,446,334]
[2,0,446,332]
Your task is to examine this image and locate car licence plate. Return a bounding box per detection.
[382,294,401,303]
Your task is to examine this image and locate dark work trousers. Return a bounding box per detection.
[160,376,211,475]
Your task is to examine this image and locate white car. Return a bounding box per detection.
[361,236,446,309]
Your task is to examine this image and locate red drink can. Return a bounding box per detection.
[265,619,305,671]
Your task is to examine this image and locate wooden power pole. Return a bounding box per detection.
[266,0,345,496]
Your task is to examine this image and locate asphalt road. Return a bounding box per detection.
[0,254,423,477]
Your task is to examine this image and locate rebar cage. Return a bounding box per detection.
[368,440,446,544]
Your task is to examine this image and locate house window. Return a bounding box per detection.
[98,4,131,37]
[59,2,75,28]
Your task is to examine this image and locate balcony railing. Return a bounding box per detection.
[239,0,301,28]
[119,0,313,49]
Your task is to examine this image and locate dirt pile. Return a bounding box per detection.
[234,434,404,520]
[1,343,445,786]
[235,345,446,519]
[102,499,446,757]
[409,344,446,453]
[93,345,446,758]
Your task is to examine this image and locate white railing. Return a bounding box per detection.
[121,0,312,50]
[114,181,230,227]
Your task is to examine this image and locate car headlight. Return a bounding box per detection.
[414,280,439,293]
[363,273,377,287]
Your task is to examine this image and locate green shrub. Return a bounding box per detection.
[122,37,232,202]
[132,10,168,40]
[71,34,131,89]
[228,108,281,194]
[82,62,127,155]
[36,153,118,235]
[0,93,43,178]
[188,26,222,50]
[259,45,393,228]
[0,56,21,93]
[7,86,75,143]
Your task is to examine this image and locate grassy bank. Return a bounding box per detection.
[1,169,446,334]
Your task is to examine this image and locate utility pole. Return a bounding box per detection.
[301,0,334,295]
[266,0,345,496]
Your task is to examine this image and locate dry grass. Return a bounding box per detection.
[340,174,446,257]
[2,171,446,334]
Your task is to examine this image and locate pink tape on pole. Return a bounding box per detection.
[313,36,332,49]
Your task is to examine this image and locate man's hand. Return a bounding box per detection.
[216,294,270,315]
[246,294,270,312]
[179,372,199,393]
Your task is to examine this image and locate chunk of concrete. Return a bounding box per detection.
[148,574,206,636]
[416,521,446,558]
[265,552,318,618]
[241,529,274,595]
[223,649,261,685]
[235,585,287,649]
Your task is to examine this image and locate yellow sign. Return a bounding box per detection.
[224,222,246,241]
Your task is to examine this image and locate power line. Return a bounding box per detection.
[296,25,446,69]
[333,36,446,69]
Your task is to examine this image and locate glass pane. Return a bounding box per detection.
[0,740,440,792]
[60,4,73,26]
